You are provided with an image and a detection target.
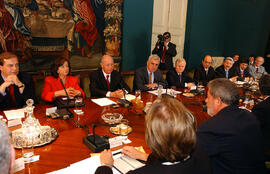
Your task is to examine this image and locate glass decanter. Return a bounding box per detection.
[21,99,42,153]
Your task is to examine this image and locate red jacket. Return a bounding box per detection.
[41,76,85,102]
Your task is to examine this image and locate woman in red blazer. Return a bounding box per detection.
[41,57,85,102]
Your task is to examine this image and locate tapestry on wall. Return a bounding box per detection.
[0,0,122,73]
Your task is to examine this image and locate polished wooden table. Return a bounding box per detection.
[5,91,211,174]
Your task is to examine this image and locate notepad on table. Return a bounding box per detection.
[91,98,116,106]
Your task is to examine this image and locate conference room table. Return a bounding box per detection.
[5,90,213,173]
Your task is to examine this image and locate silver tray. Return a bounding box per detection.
[12,126,58,149]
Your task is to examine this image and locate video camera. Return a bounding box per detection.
[157,34,169,42]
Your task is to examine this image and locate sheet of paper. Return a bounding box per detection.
[121,94,136,101]
[7,118,21,127]
[46,166,72,174]
[190,86,197,90]
[91,98,116,106]
[47,149,145,174]
[148,89,181,96]
[113,154,144,174]
[46,107,57,115]
[12,158,25,173]
[69,156,120,174]
[4,108,25,120]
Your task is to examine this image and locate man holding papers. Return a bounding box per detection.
[90,55,130,98]
[0,52,35,109]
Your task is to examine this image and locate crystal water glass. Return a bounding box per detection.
[119,119,129,141]
[157,85,163,98]
[75,97,83,115]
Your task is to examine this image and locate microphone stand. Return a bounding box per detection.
[60,78,70,105]
[57,79,73,120]
[117,88,132,108]
[83,123,113,152]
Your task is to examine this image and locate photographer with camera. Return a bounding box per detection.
[152,32,177,70]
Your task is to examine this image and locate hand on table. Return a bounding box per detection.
[100,149,114,168]
[187,83,195,89]
[122,146,149,161]
[110,89,124,98]
[66,87,81,98]
[230,76,238,82]
[145,83,157,89]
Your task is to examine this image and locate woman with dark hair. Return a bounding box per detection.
[41,57,85,102]
[95,97,211,174]
[252,74,270,160]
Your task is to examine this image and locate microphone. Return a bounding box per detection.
[117,85,132,108]
[60,78,70,100]
[82,123,111,152]
[55,79,73,120]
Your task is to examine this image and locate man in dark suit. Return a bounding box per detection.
[90,55,130,98]
[215,57,238,81]
[232,53,240,70]
[197,78,266,174]
[0,52,35,110]
[252,75,270,160]
[166,58,194,88]
[248,54,255,65]
[152,32,177,70]
[133,55,167,91]
[193,55,215,86]
[234,58,252,81]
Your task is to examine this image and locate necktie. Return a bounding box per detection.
[205,69,208,76]
[241,70,244,79]
[106,75,110,90]
[8,85,16,106]
[149,72,153,84]
[256,67,258,73]
[179,74,182,83]
[225,70,229,78]
[161,46,166,63]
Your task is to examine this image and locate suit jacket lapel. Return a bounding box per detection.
[202,66,207,78]
[110,71,117,89]
[144,67,149,84]
[99,69,109,90]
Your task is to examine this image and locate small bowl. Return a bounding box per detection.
[101,113,123,124]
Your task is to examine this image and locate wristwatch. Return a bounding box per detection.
[18,84,25,88]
